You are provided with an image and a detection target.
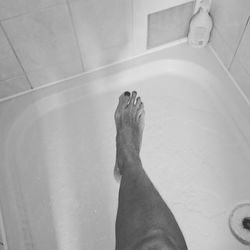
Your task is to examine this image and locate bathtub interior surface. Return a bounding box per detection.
[1,44,250,250]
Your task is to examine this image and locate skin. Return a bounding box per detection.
[114,91,188,250]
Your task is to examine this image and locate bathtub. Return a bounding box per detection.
[0,42,250,250]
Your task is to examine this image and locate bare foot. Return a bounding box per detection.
[114,91,145,182]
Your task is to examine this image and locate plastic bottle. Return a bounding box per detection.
[188,0,213,48]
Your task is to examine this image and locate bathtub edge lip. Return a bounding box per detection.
[0,38,188,104]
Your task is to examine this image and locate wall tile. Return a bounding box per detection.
[26,62,82,88]
[230,20,250,101]
[0,26,24,80]
[230,58,250,101]
[211,0,250,54]
[69,0,133,70]
[210,27,234,68]
[233,20,250,74]
[0,75,31,99]
[2,4,83,87]
[148,2,194,48]
[0,0,65,20]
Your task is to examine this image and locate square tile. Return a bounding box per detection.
[69,0,133,70]
[27,61,82,87]
[210,0,250,53]
[0,26,24,80]
[2,4,83,86]
[210,27,234,68]
[133,0,193,54]
[0,75,31,99]
[230,58,250,101]
[233,21,250,75]
[0,0,65,20]
[148,1,194,48]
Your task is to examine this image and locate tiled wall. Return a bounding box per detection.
[210,0,250,100]
[0,0,133,99]
[1,0,250,101]
[0,0,196,100]
[148,2,194,48]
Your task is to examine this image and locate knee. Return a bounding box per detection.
[132,229,178,250]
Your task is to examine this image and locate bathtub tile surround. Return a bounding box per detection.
[0,0,65,20]
[0,0,196,99]
[0,75,30,99]
[230,59,250,100]
[1,0,250,100]
[148,2,194,48]
[0,26,31,97]
[230,21,250,99]
[133,0,194,54]
[210,27,234,68]
[2,3,83,87]
[0,26,25,80]
[210,0,250,101]
[210,0,250,67]
[69,0,133,70]
[233,21,250,74]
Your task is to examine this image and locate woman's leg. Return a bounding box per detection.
[114,91,187,250]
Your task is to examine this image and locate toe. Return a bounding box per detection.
[128,91,137,108]
[118,91,130,108]
[136,102,144,121]
[115,91,130,121]
[135,96,141,109]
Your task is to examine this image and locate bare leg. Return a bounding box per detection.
[114,91,188,250]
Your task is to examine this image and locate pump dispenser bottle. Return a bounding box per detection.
[188,0,213,48]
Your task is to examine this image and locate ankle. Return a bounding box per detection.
[117,147,141,175]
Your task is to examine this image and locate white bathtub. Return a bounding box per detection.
[0,42,250,250]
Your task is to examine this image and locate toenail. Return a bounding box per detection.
[133,91,137,95]
[124,91,130,96]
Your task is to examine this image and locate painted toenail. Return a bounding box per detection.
[133,91,137,95]
[124,91,130,96]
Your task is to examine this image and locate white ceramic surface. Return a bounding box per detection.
[69,0,132,70]
[233,21,250,75]
[230,58,250,102]
[0,75,30,98]
[133,0,194,54]
[211,0,250,55]
[0,26,24,81]
[0,0,65,20]
[210,27,234,68]
[2,4,83,87]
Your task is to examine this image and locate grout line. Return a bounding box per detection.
[209,44,250,107]
[211,25,234,67]
[66,0,85,72]
[228,15,250,70]
[0,22,33,89]
[209,44,250,148]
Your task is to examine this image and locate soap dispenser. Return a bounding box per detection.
[188,0,213,48]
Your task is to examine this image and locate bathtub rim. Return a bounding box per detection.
[1,41,250,250]
[1,41,250,143]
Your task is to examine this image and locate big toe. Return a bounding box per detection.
[118,91,130,108]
